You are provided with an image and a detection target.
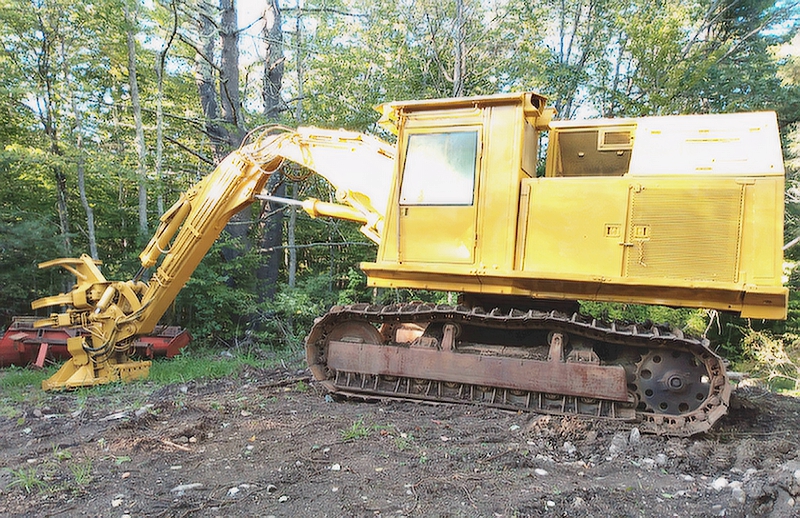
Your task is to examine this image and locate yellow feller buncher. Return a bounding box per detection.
[33,92,787,436]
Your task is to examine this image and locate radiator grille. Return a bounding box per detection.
[625,186,743,282]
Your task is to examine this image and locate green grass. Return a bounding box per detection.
[0,404,21,419]
[151,349,259,383]
[147,345,302,384]
[341,417,372,441]
[0,344,301,402]
[69,458,93,487]
[0,366,56,404]
[0,365,51,387]
[7,467,47,494]
[394,432,414,451]
[148,351,242,384]
[52,445,72,462]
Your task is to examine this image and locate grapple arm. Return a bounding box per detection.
[33,127,395,390]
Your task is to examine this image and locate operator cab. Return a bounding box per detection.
[371,92,549,268]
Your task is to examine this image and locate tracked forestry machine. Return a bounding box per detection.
[33,92,787,436]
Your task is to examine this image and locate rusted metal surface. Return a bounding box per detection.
[0,317,191,368]
[306,303,731,437]
[326,340,629,401]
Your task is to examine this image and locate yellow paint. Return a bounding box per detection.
[363,92,787,319]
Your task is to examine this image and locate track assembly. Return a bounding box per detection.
[307,303,731,437]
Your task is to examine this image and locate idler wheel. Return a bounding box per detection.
[307,320,383,383]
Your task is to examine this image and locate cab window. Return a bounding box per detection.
[400,130,479,205]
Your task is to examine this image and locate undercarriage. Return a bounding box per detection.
[306,303,731,437]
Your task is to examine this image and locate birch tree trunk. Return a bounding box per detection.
[124,2,148,237]
[60,40,97,259]
[288,1,304,289]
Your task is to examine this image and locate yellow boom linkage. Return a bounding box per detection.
[33,127,395,390]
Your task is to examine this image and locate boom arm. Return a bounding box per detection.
[32,126,395,390]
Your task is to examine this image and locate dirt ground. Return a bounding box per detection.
[1,363,799,518]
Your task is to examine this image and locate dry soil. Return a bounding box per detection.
[1,364,799,518]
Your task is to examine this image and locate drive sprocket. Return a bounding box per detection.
[632,349,712,415]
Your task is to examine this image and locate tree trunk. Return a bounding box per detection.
[288,2,304,288]
[154,61,165,217]
[288,181,297,288]
[219,0,244,146]
[61,40,97,259]
[452,0,467,97]
[195,1,228,161]
[294,1,304,123]
[262,0,284,118]
[257,174,285,300]
[35,12,70,254]
[217,0,253,267]
[124,2,148,237]
[256,0,286,301]
[54,161,71,255]
[154,0,178,217]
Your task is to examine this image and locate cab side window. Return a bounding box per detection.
[400,131,479,205]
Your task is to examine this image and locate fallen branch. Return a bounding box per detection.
[161,439,191,452]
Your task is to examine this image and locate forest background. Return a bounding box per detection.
[1,0,800,387]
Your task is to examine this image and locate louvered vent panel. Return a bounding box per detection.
[601,130,632,149]
[625,186,743,282]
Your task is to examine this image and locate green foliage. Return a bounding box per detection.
[7,467,46,494]
[579,301,707,336]
[254,275,336,348]
[0,213,67,323]
[69,458,93,487]
[739,329,800,391]
[375,288,451,306]
[0,146,70,323]
[340,417,372,441]
[784,121,800,271]
[336,267,372,305]
[170,234,259,343]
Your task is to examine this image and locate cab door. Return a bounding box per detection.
[397,128,482,264]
